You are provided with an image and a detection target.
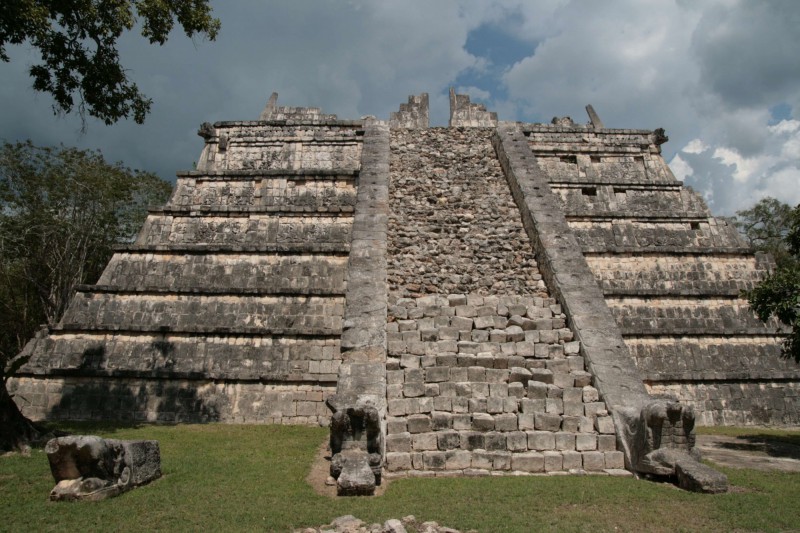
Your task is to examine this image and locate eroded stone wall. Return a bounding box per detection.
[389,129,544,297]
[9,376,334,424]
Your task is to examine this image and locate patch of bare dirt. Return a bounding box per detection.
[696,434,800,473]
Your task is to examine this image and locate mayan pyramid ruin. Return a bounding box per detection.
[10,91,798,493]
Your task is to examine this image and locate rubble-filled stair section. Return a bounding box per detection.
[385,126,624,477]
[11,96,364,424]
[523,112,800,425]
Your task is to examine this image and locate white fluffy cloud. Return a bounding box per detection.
[0,0,797,215]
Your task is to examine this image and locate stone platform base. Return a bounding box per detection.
[9,376,335,425]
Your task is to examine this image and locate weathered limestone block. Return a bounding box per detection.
[46,435,160,501]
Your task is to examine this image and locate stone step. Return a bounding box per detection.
[586,253,770,295]
[569,218,745,251]
[608,296,777,335]
[554,185,709,219]
[114,243,350,254]
[150,206,355,215]
[168,172,356,213]
[135,213,352,247]
[59,292,344,335]
[626,335,797,381]
[549,180,683,189]
[74,284,345,297]
[19,331,341,381]
[96,252,347,293]
[175,169,359,179]
[214,119,363,128]
[385,449,624,474]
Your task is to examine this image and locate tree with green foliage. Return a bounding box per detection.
[745,202,800,363]
[0,0,220,125]
[734,197,796,269]
[0,141,172,451]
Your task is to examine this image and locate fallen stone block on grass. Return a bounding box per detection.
[46,435,161,501]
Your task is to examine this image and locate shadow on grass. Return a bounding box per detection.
[715,434,800,460]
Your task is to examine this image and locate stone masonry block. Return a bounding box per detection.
[386,432,412,453]
[553,373,574,389]
[579,416,595,433]
[412,432,438,451]
[423,451,446,470]
[508,382,525,398]
[555,432,575,451]
[446,450,472,470]
[595,416,615,434]
[518,413,535,430]
[604,451,625,469]
[386,452,412,472]
[597,435,617,452]
[527,381,548,399]
[486,396,504,414]
[494,413,518,431]
[507,431,528,452]
[535,413,562,432]
[512,452,544,473]
[407,414,431,433]
[582,451,605,471]
[562,450,582,471]
[576,434,597,451]
[453,413,471,430]
[431,411,452,430]
[582,386,600,403]
[426,366,450,383]
[572,371,592,387]
[471,451,492,470]
[437,430,460,450]
[563,401,584,417]
[462,432,485,451]
[530,369,554,384]
[492,451,512,470]
[528,431,555,451]
[485,432,507,451]
[387,417,407,434]
[544,451,563,472]
[584,402,607,417]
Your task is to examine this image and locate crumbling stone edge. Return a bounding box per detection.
[492,123,728,493]
[328,119,390,496]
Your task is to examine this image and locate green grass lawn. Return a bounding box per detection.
[2,423,799,532]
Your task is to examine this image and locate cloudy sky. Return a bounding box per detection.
[2,0,799,216]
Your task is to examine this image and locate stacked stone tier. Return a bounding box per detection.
[169,169,357,214]
[200,122,364,172]
[20,331,341,381]
[57,292,342,334]
[551,182,709,219]
[607,296,785,336]
[585,252,772,296]
[135,213,352,247]
[627,335,798,381]
[96,252,347,294]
